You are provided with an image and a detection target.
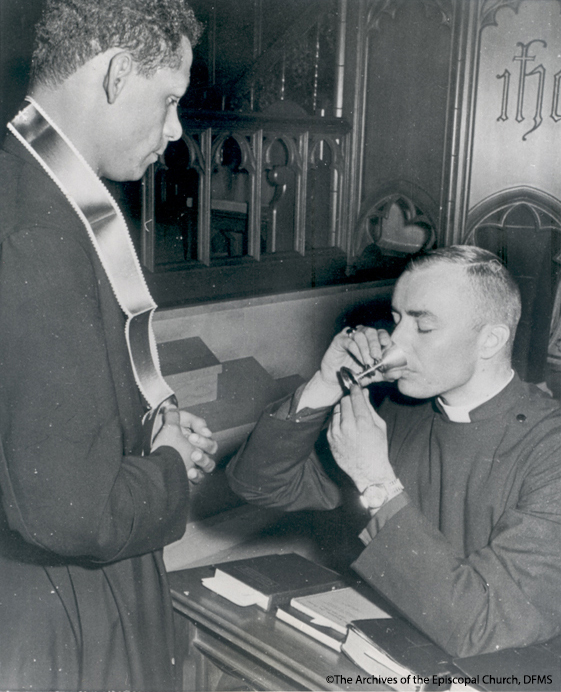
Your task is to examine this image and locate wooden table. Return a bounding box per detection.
[169,565,390,692]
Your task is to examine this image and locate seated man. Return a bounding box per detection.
[227,245,561,658]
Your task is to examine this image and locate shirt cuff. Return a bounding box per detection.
[358,492,410,545]
[271,383,333,423]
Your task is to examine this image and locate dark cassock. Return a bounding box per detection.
[0,121,189,690]
[227,375,561,657]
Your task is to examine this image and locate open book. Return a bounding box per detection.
[276,586,390,651]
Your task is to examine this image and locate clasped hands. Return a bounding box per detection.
[300,326,398,493]
[152,408,217,484]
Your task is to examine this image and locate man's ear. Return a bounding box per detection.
[103,51,134,104]
[479,323,511,360]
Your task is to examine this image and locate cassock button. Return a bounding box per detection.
[516,414,527,422]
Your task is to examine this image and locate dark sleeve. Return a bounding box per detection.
[352,423,561,657]
[226,391,342,511]
[0,227,189,563]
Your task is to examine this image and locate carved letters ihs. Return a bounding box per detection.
[496,40,561,140]
[497,38,561,141]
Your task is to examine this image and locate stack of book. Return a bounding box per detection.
[277,586,461,690]
[200,553,561,692]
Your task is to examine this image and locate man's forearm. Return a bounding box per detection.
[226,392,341,511]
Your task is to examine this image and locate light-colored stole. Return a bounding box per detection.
[8,98,176,445]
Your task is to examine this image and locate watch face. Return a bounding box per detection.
[362,484,388,509]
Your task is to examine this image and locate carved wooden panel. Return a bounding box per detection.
[466,188,561,381]
[138,111,351,304]
[361,0,453,215]
[342,0,454,250]
[470,0,561,210]
[350,183,437,281]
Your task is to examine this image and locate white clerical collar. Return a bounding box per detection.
[438,370,515,423]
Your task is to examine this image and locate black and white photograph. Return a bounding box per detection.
[1,0,561,690]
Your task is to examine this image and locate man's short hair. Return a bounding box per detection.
[406,245,522,348]
[31,0,204,88]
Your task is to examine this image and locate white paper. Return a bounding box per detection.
[201,574,260,607]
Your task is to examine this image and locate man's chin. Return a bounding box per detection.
[105,167,145,183]
[396,378,433,401]
[129,168,147,182]
[101,158,150,182]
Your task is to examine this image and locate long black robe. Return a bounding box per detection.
[227,376,561,657]
[0,132,190,691]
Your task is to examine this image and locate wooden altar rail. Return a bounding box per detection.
[140,109,353,306]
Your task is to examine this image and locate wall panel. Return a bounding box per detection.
[470,0,561,209]
[362,1,453,209]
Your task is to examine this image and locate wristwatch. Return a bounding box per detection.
[360,478,404,511]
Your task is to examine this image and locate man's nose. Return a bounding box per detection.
[164,107,183,142]
[390,320,407,349]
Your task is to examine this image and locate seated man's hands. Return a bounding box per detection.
[298,326,391,411]
[327,384,396,493]
[152,408,217,483]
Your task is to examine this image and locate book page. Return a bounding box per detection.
[276,608,343,651]
[201,572,268,608]
[291,587,390,634]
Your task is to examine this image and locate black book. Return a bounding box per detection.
[201,552,345,611]
[343,618,462,690]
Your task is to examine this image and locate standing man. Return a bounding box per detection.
[0,1,216,690]
[228,246,561,657]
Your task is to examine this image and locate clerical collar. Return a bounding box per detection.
[438,370,515,423]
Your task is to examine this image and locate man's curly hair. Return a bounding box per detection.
[31,0,204,88]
